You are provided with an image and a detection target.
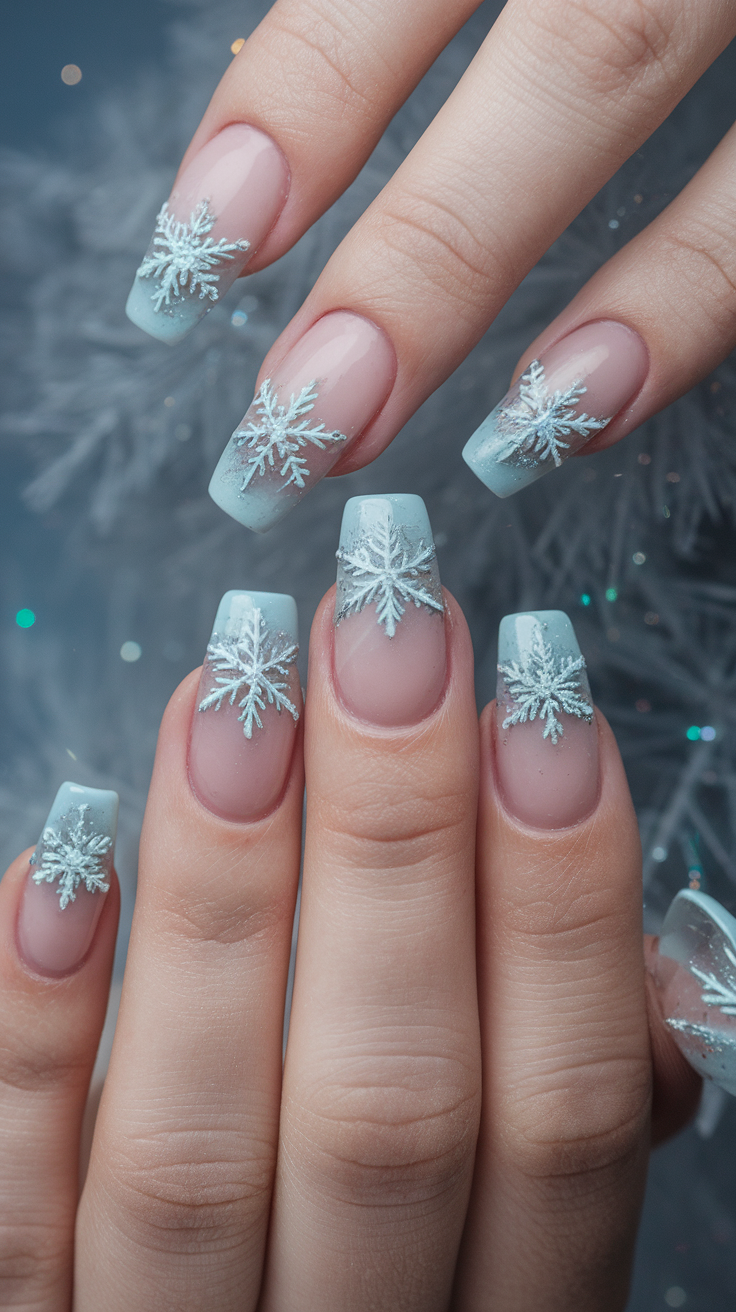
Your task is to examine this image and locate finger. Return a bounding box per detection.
[464,116,736,497]
[209,0,736,529]
[455,611,650,1311]
[643,937,702,1147]
[260,496,481,1311]
[126,0,484,343]
[0,783,119,1311]
[76,592,304,1312]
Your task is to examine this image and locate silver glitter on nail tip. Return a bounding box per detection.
[336,516,443,638]
[30,804,112,910]
[233,379,348,493]
[135,199,250,313]
[198,605,299,739]
[494,359,610,470]
[498,627,593,744]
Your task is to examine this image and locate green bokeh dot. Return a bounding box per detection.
[15,609,35,628]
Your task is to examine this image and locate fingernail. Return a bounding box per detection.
[17,782,118,976]
[463,320,649,497]
[495,610,597,828]
[652,889,736,1096]
[209,312,396,532]
[126,124,289,345]
[333,494,446,727]
[188,590,300,821]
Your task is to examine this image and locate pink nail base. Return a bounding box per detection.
[495,710,599,829]
[17,873,107,977]
[335,604,447,728]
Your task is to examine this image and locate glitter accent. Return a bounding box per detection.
[499,627,593,744]
[494,359,610,469]
[336,516,443,638]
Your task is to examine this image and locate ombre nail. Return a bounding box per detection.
[209,312,396,532]
[188,590,300,821]
[126,124,289,345]
[495,610,598,828]
[463,320,649,496]
[333,494,446,727]
[17,782,118,976]
[652,889,736,1096]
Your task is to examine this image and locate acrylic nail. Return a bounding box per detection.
[209,312,396,533]
[126,124,289,345]
[333,494,446,727]
[495,610,598,828]
[463,320,649,497]
[188,590,300,821]
[17,782,118,976]
[652,889,736,1096]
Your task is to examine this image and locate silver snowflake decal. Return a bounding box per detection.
[234,379,348,493]
[495,359,610,468]
[31,804,112,910]
[198,606,299,739]
[136,200,250,312]
[336,519,443,638]
[499,628,593,744]
[691,943,736,1016]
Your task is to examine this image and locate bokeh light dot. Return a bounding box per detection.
[605,587,618,602]
[61,64,82,85]
[580,593,591,607]
[632,551,646,565]
[652,846,668,863]
[231,37,245,53]
[686,725,700,741]
[120,641,142,663]
[664,1289,687,1308]
[700,726,716,741]
[15,608,35,628]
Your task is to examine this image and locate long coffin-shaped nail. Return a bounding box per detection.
[495,610,598,828]
[463,321,649,497]
[333,494,446,727]
[652,889,736,1096]
[17,782,118,975]
[209,312,396,533]
[126,124,289,345]
[188,590,300,821]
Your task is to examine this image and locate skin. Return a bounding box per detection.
[174,0,736,476]
[0,589,700,1310]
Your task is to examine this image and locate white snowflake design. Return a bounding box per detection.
[198,606,299,739]
[336,517,443,638]
[494,359,610,469]
[498,627,593,744]
[666,1018,726,1054]
[136,200,250,313]
[31,804,112,910]
[234,380,348,493]
[691,942,736,1016]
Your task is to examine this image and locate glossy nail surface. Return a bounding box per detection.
[189,590,300,821]
[17,782,118,975]
[463,320,649,497]
[333,494,445,727]
[126,124,289,345]
[495,610,598,828]
[209,312,396,532]
[653,889,736,1096]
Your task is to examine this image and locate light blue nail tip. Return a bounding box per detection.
[335,494,444,638]
[126,278,208,346]
[31,782,119,911]
[496,610,593,744]
[462,359,609,498]
[659,889,736,1096]
[199,591,300,739]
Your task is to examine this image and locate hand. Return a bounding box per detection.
[126,0,736,526]
[0,496,699,1310]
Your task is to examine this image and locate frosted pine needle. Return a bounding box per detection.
[499,628,593,743]
[336,518,443,637]
[495,359,609,467]
[234,379,347,492]
[199,607,298,739]
[137,200,249,312]
[31,804,112,910]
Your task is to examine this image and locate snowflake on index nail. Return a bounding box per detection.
[691,942,736,1016]
[336,517,443,638]
[136,200,250,313]
[234,379,348,493]
[198,606,299,739]
[498,627,593,744]
[494,359,610,469]
[31,804,112,910]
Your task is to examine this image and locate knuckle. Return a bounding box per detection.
[265,3,384,132]
[102,1129,274,1250]
[0,1222,69,1306]
[501,1056,651,1181]
[659,227,736,341]
[291,1057,480,1207]
[156,861,297,949]
[529,0,677,99]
